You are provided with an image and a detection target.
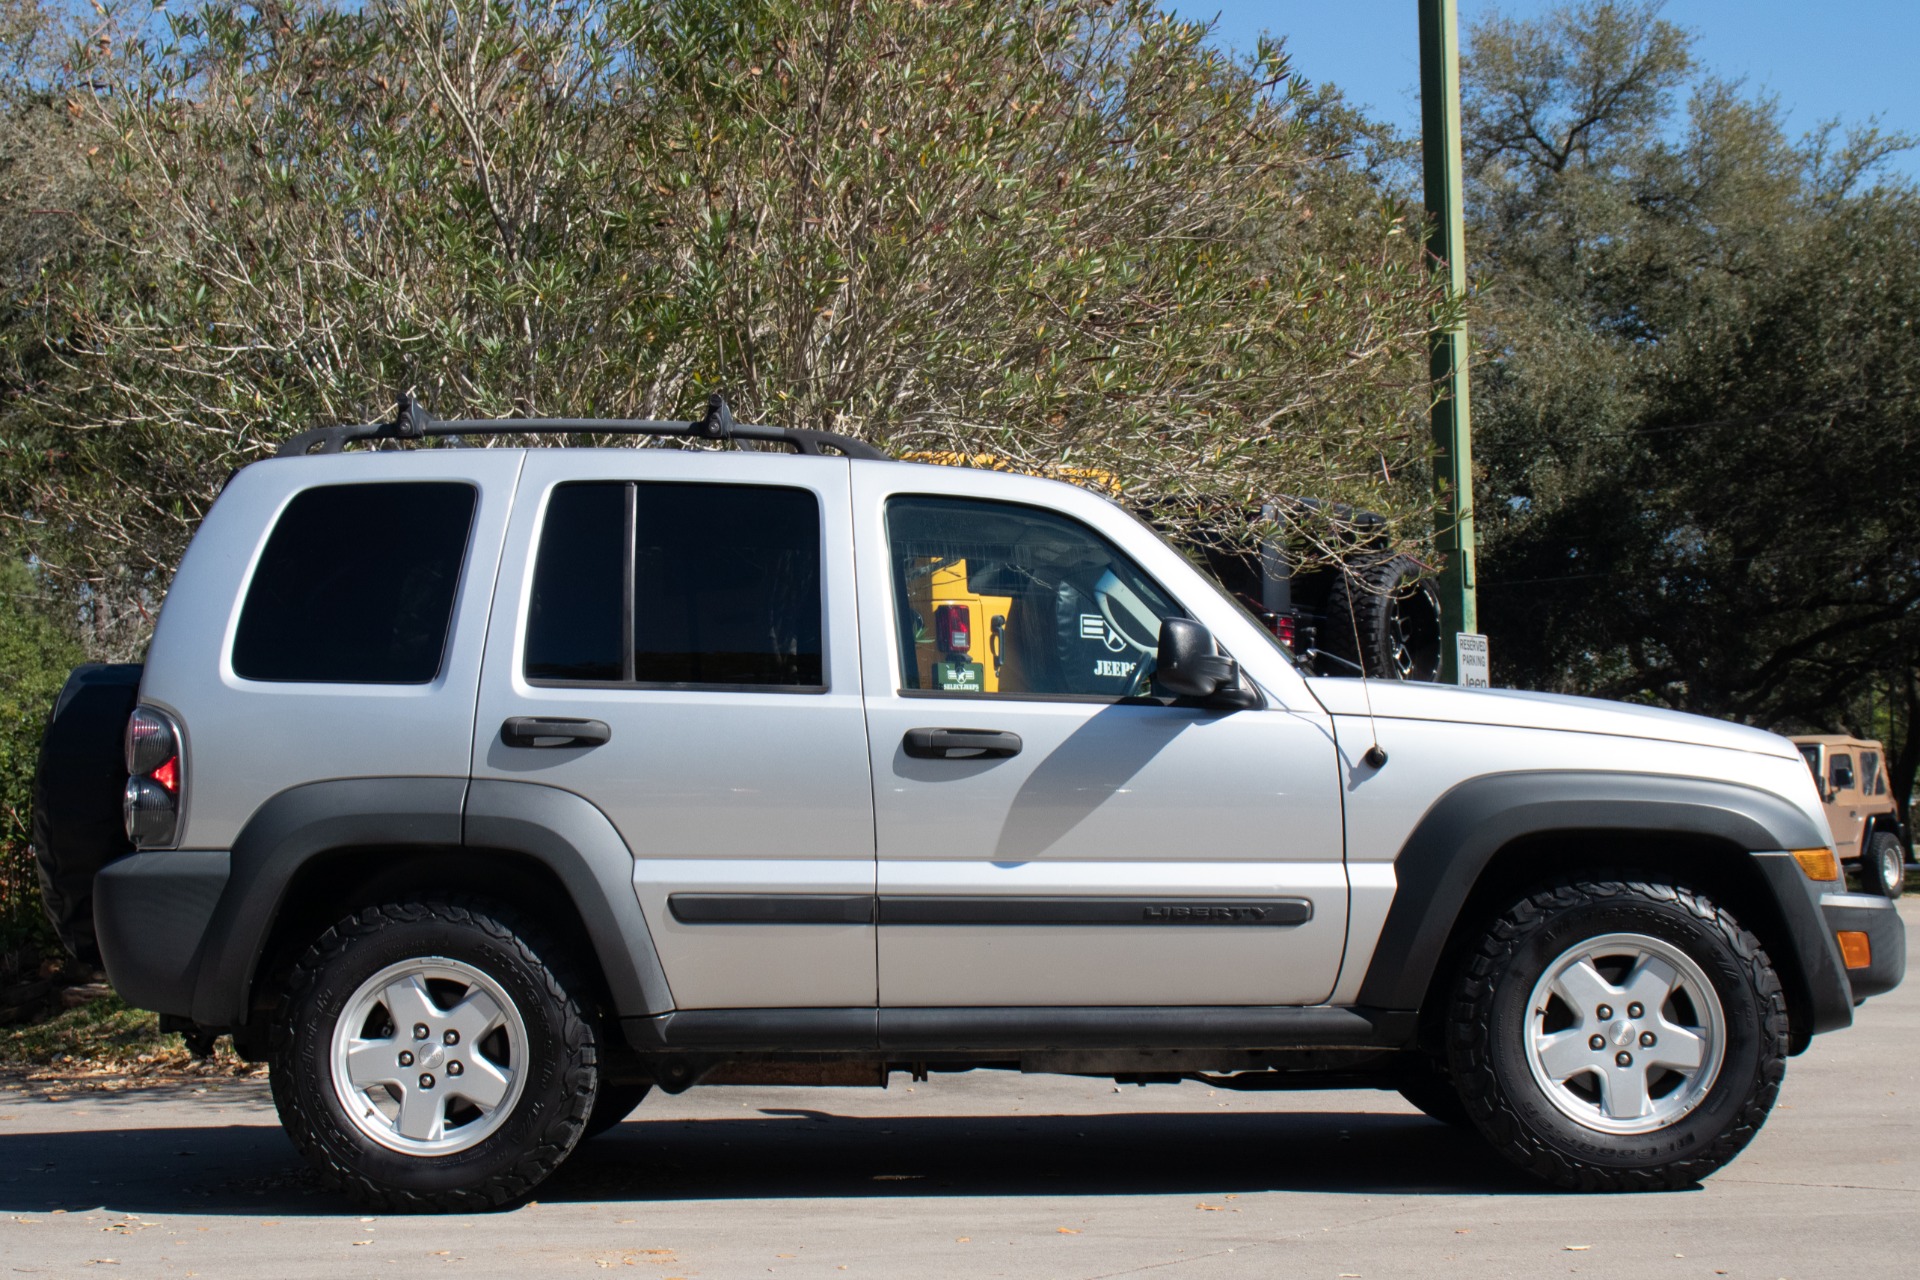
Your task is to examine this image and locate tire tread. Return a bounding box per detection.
[268,898,597,1212]
[1448,875,1787,1192]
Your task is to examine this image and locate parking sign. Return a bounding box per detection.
[1456,633,1490,688]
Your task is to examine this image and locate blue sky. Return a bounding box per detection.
[1166,1,1920,183]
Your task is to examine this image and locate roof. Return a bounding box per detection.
[1789,734,1885,750]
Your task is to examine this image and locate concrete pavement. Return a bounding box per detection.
[3,900,1916,1278]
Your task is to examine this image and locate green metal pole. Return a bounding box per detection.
[1419,0,1478,681]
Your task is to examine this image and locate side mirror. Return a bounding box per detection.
[1155,618,1262,709]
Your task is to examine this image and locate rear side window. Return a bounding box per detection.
[525,481,824,690]
[233,482,477,683]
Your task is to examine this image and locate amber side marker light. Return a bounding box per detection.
[1837,931,1872,970]
[1790,848,1840,881]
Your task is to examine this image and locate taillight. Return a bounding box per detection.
[123,706,183,847]
[1271,612,1296,650]
[934,604,971,654]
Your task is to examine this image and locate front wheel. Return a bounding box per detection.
[1447,876,1787,1191]
[270,900,599,1210]
[582,1081,653,1140]
[1866,832,1906,898]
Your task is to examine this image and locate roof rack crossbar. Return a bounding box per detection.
[276,392,887,460]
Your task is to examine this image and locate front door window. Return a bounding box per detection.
[886,495,1182,699]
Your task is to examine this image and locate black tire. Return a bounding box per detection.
[1447,876,1787,1192]
[31,663,143,963]
[1322,553,1442,681]
[1396,1058,1473,1129]
[269,900,599,1211]
[1865,831,1906,899]
[582,1082,653,1140]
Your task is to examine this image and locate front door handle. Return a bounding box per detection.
[502,717,612,749]
[902,728,1023,760]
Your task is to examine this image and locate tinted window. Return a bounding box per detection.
[633,485,822,687]
[233,482,476,683]
[886,496,1182,698]
[526,483,626,682]
[523,481,824,690]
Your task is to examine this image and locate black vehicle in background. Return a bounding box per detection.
[1181,498,1444,683]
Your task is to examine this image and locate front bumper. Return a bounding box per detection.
[1820,891,1906,1003]
[92,850,230,1017]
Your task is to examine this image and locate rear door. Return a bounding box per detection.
[471,451,875,1010]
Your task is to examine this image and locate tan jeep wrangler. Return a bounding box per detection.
[1793,735,1910,897]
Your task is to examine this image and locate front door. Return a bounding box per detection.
[472,451,875,1010]
[854,476,1347,1008]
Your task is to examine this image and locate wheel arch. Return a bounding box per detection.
[192,778,673,1028]
[1356,771,1853,1051]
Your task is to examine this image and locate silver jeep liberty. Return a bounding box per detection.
[33,397,1904,1209]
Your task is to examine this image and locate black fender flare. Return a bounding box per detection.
[1355,771,1852,1034]
[189,777,672,1026]
[463,778,674,1016]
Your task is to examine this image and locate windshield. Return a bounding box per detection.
[1797,744,1821,778]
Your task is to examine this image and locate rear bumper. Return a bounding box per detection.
[93,850,229,1018]
[1820,891,1906,1003]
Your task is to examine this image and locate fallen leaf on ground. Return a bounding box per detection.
[1056,1227,1080,1234]
[1195,1203,1222,1211]
[1565,1245,1590,1252]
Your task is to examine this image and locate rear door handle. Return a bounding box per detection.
[501,717,612,749]
[902,728,1023,760]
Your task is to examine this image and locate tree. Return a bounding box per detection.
[1465,1,1920,814]
[1,0,1448,639]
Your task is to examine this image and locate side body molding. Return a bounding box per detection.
[191,777,468,1026]
[1355,771,1848,1025]
[192,777,673,1027]
[463,779,674,1016]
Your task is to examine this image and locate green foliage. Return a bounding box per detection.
[1,0,1445,614]
[0,558,79,950]
[1466,2,1920,809]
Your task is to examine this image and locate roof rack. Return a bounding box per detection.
[275,392,888,461]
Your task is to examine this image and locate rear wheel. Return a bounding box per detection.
[1448,876,1786,1191]
[270,900,599,1210]
[1866,831,1906,898]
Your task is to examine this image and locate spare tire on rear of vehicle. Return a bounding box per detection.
[1320,553,1442,681]
[31,663,143,963]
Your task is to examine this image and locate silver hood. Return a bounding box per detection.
[1301,678,1799,760]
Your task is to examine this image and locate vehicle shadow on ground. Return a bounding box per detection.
[0,1107,1551,1217]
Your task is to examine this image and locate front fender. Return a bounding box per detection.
[1354,771,1852,1035]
